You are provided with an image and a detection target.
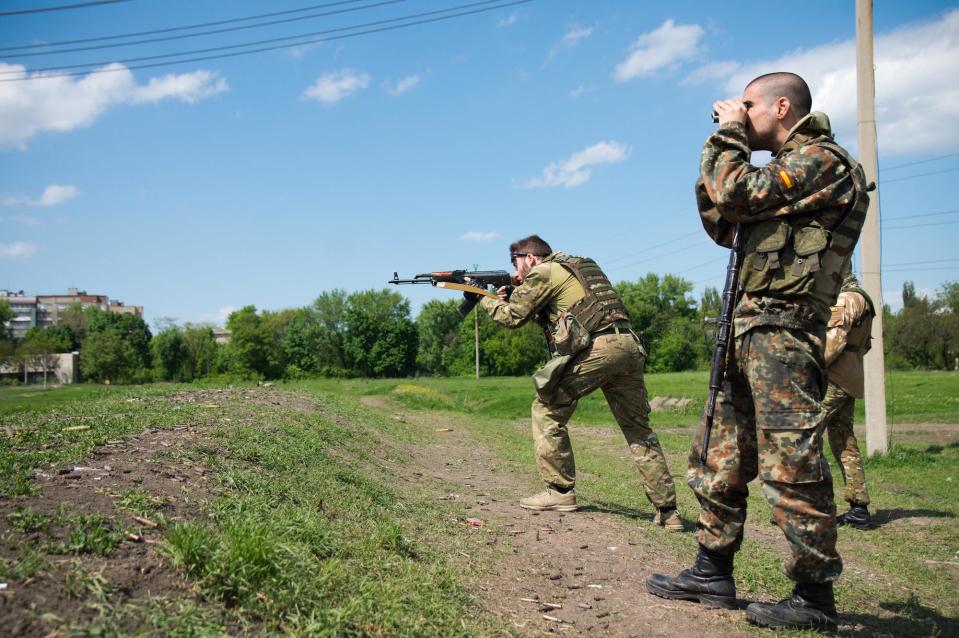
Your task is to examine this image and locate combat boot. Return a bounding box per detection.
[746,582,838,631]
[519,486,577,512]
[646,545,736,609]
[837,504,871,530]
[653,507,684,531]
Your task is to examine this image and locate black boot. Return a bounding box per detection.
[746,582,839,631]
[646,545,736,609]
[837,504,871,530]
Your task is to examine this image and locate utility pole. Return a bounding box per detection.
[473,263,480,379]
[856,0,889,455]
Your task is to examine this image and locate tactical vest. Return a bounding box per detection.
[739,138,871,318]
[840,284,875,355]
[547,253,630,332]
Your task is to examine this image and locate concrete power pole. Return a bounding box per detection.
[473,263,481,379]
[856,0,889,455]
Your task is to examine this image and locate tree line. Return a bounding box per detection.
[1,277,956,384]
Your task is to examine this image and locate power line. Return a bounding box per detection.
[603,229,701,265]
[880,152,959,173]
[0,0,366,52]
[882,166,959,185]
[0,0,531,82]
[882,207,959,222]
[882,219,959,230]
[884,258,959,267]
[883,266,959,273]
[0,0,128,17]
[608,238,713,273]
[1,0,411,59]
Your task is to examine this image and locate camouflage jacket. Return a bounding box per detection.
[479,253,586,329]
[697,112,861,334]
[825,288,874,398]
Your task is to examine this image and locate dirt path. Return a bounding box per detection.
[361,395,759,637]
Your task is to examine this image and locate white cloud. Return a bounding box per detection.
[39,184,78,207]
[199,305,236,325]
[691,8,959,155]
[302,69,370,104]
[519,141,631,189]
[460,231,499,241]
[1,183,79,208]
[11,214,41,225]
[497,12,519,28]
[614,19,704,82]
[569,84,593,99]
[386,74,421,96]
[562,25,593,48]
[680,60,740,86]
[130,70,228,104]
[0,63,229,148]
[0,241,38,259]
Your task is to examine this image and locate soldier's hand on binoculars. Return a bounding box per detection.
[713,99,747,125]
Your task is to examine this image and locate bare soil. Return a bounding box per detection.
[2,388,956,637]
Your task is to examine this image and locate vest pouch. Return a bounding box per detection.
[552,311,591,356]
[791,225,829,277]
[741,221,790,292]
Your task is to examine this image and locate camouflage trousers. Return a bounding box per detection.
[688,325,842,584]
[531,332,677,510]
[821,381,870,506]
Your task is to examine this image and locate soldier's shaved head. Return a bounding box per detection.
[745,72,812,118]
[510,235,552,257]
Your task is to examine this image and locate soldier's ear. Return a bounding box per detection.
[776,96,790,119]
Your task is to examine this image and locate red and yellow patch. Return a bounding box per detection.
[778,170,794,189]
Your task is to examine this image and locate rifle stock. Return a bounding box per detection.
[700,224,745,464]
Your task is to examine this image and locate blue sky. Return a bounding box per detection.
[2,0,958,328]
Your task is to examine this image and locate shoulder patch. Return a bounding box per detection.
[778,169,794,190]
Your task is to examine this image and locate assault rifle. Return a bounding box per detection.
[388,270,518,317]
[700,224,745,464]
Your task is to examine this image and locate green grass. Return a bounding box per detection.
[1,372,956,637]
[291,373,958,637]
[0,383,506,637]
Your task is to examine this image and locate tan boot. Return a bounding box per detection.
[519,487,577,512]
[654,508,684,531]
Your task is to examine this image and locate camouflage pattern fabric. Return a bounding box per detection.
[532,332,676,509]
[697,113,866,331]
[481,256,677,510]
[688,326,841,584]
[821,381,870,506]
[689,112,861,586]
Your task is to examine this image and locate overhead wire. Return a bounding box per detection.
[880,151,959,173]
[0,0,534,81]
[1,0,411,59]
[0,0,367,51]
[0,0,128,17]
[881,165,959,185]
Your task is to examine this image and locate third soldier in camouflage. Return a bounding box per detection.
[646,72,871,632]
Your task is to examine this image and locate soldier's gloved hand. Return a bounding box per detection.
[496,285,512,302]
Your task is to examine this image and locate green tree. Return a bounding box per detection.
[81,328,138,383]
[343,290,417,377]
[151,326,190,381]
[939,281,959,315]
[18,327,72,387]
[616,274,704,371]
[0,299,13,342]
[415,299,462,375]
[446,311,546,377]
[84,307,152,371]
[182,324,217,379]
[224,306,270,379]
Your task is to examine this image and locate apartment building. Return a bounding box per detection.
[1,288,143,339]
